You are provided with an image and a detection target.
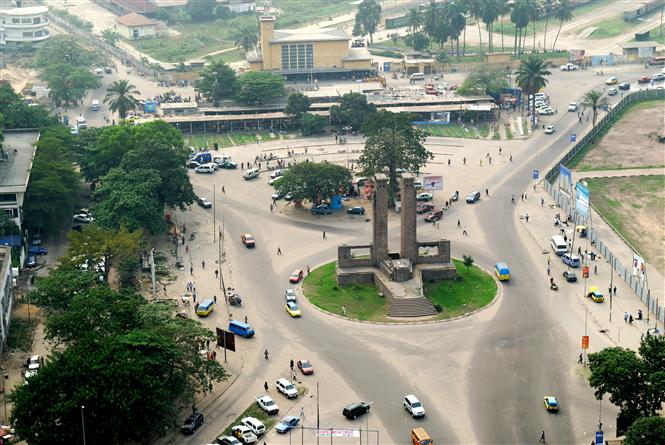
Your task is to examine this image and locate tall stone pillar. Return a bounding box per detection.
[372,175,388,267]
[400,176,417,264]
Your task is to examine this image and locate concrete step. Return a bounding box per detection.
[388,297,437,317]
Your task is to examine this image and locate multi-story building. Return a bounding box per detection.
[0,131,39,232]
[0,5,50,45]
[0,246,14,353]
[248,15,374,81]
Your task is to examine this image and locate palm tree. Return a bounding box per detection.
[104,79,141,119]
[516,55,551,127]
[498,0,512,52]
[527,0,540,51]
[407,7,424,34]
[462,255,475,274]
[233,25,258,53]
[542,0,553,52]
[469,0,484,53]
[481,0,502,53]
[581,89,608,126]
[511,0,531,54]
[552,0,573,51]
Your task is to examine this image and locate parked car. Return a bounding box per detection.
[218,160,238,169]
[73,214,94,223]
[28,246,48,255]
[275,416,300,434]
[297,359,313,375]
[607,87,618,96]
[255,395,279,415]
[342,402,371,420]
[347,206,366,215]
[567,102,578,112]
[560,63,578,71]
[231,425,257,444]
[638,76,652,84]
[544,125,555,134]
[311,205,333,215]
[403,394,426,418]
[241,234,255,248]
[241,417,266,436]
[618,82,631,91]
[653,73,665,81]
[563,270,577,282]
[289,269,304,283]
[466,191,481,203]
[216,436,242,445]
[587,286,604,303]
[195,163,217,174]
[424,210,443,222]
[181,411,204,434]
[537,107,554,115]
[268,176,283,185]
[187,160,201,169]
[197,197,212,208]
[285,301,302,317]
[25,254,37,268]
[561,253,581,268]
[285,288,296,302]
[416,192,433,201]
[276,378,299,398]
[416,203,434,214]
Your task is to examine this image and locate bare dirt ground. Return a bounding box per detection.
[587,175,665,273]
[574,101,665,170]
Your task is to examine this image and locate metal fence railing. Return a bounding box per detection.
[543,89,665,323]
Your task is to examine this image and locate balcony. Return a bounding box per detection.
[2,18,49,29]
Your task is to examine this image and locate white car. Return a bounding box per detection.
[255,395,279,415]
[241,417,266,436]
[652,73,665,81]
[268,176,283,185]
[544,125,555,134]
[285,288,296,302]
[231,425,257,444]
[73,214,94,223]
[537,107,554,115]
[403,394,426,418]
[567,102,578,112]
[608,88,618,96]
[534,100,548,108]
[275,378,298,398]
[560,63,578,71]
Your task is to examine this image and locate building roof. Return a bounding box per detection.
[272,27,349,44]
[116,12,158,27]
[1,6,48,15]
[619,41,659,48]
[0,131,39,194]
[111,0,159,14]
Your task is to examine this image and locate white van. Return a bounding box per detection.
[243,168,260,180]
[75,116,87,129]
[213,153,232,164]
[550,235,568,256]
[410,72,425,81]
[91,100,100,111]
[195,163,216,174]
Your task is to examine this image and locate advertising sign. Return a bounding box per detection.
[216,328,235,352]
[383,62,391,72]
[317,429,360,438]
[575,182,590,218]
[423,176,443,190]
[532,170,539,180]
[144,100,157,113]
[595,430,604,445]
[632,254,646,281]
[582,335,589,350]
[559,165,573,187]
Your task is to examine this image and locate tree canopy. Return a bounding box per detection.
[354,0,382,43]
[0,83,56,129]
[274,161,351,204]
[624,416,665,445]
[284,92,312,119]
[588,335,665,428]
[516,55,551,126]
[104,80,141,119]
[300,113,327,136]
[186,0,217,22]
[235,71,285,104]
[457,65,510,96]
[194,60,237,106]
[329,92,376,130]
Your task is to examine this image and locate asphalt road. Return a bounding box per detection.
[170,65,657,445]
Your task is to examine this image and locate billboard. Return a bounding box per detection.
[144,100,157,113]
[559,165,573,188]
[632,254,646,281]
[575,182,590,217]
[423,176,443,190]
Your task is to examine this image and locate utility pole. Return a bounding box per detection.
[81,405,87,445]
[213,184,216,242]
[316,382,320,445]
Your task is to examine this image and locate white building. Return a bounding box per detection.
[0,246,15,353]
[115,12,158,40]
[0,132,39,232]
[0,5,50,45]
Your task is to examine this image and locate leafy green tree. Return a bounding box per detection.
[235,71,285,104]
[407,6,424,33]
[624,416,665,445]
[63,224,115,281]
[552,0,573,50]
[358,111,431,200]
[0,83,56,128]
[457,65,510,96]
[79,125,132,183]
[516,55,551,126]
[194,60,237,106]
[463,254,475,273]
[405,32,430,51]
[0,211,19,235]
[233,24,259,52]
[101,28,120,47]
[34,36,105,69]
[104,79,141,119]
[588,336,665,428]
[354,0,382,43]
[581,89,608,127]
[448,2,467,59]
[284,92,312,119]
[30,268,102,310]
[275,161,351,204]
[329,92,377,130]
[186,0,217,22]
[301,113,327,136]
[42,63,101,107]
[92,167,165,234]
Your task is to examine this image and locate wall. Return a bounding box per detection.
[0,247,14,353]
[415,240,451,264]
[337,244,374,268]
[336,269,374,285]
[343,59,372,70]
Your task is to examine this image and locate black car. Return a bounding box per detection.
[347,206,365,215]
[563,270,577,282]
[618,82,631,91]
[342,402,370,420]
[466,191,481,203]
[181,410,204,434]
[218,161,238,169]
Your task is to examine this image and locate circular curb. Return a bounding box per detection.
[301,259,503,326]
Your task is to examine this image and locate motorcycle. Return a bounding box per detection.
[189,232,196,241]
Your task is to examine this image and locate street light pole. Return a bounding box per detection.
[81,405,87,445]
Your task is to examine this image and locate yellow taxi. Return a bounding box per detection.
[587,286,604,303]
[494,262,510,281]
[285,301,302,317]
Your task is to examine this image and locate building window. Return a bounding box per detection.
[281,43,315,70]
[33,17,42,24]
[3,208,18,218]
[34,30,43,37]
[0,194,17,203]
[22,31,34,37]
[12,19,20,24]
[281,44,289,69]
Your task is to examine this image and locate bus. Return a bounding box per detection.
[196,298,214,317]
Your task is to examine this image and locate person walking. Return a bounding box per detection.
[245,315,248,324]
[457,219,461,228]
[322,230,326,239]
[485,188,489,197]
[525,213,529,223]
[593,265,597,275]
[613,286,617,296]
[215,269,219,279]
[547,256,551,266]
[277,246,282,255]
[264,381,269,392]
[462,227,468,236]
[578,353,583,364]
[201,260,205,269]
[541,197,545,207]
[624,311,628,322]
[547,265,551,275]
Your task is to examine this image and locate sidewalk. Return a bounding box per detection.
[516,184,658,351]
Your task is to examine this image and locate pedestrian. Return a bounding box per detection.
[479,159,483,167]
[594,265,597,275]
[202,260,205,269]
[521,193,524,202]
[462,227,468,236]
[277,246,282,255]
[525,213,529,222]
[448,158,451,166]
[194,302,199,311]
[541,197,544,207]
[190,265,194,275]
[499,147,502,155]
[307,265,310,274]
[222,186,226,193]
[485,188,489,197]
[578,246,582,256]
[245,315,248,324]
[463,157,466,165]
[290,359,294,370]
[624,311,628,322]
[547,256,551,266]
[264,381,269,392]
[457,219,461,228]
[163,285,167,296]
[613,286,617,296]
[322,230,326,239]
[215,269,219,279]
[185,245,189,253]
[509,154,513,162]
[524,192,527,200]
[214,294,217,303]
[241,162,244,170]
[578,353,583,364]
[629,314,633,324]
[270,203,273,212]
[192,292,197,303]
[547,265,551,275]
[488,156,492,165]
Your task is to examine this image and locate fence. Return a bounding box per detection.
[544,88,665,323]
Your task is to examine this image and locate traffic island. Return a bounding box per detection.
[303,259,497,322]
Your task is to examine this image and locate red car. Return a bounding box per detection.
[241,233,255,248]
[638,76,652,84]
[289,269,304,283]
[297,359,314,375]
[416,203,434,214]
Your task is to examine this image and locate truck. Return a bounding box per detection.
[255,395,280,415]
[191,152,212,164]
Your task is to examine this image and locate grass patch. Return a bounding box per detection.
[184,134,234,149]
[50,8,93,32]
[424,259,497,319]
[219,391,300,436]
[478,124,490,138]
[7,317,37,352]
[584,16,632,39]
[638,27,665,45]
[272,0,356,28]
[492,129,501,140]
[505,125,514,139]
[418,124,483,139]
[229,132,279,145]
[303,262,389,321]
[369,49,403,59]
[566,98,665,170]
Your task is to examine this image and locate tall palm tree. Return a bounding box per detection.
[516,55,551,127]
[498,0,512,52]
[581,89,608,126]
[511,0,531,54]
[104,79,140,119]
[407,6,424,34]
[527,0,540,51]
[233,25,258,53]
[481,0,502,53]
[552,0,574,51]
[448,2,467,60]
[542,0,553,52]
[469,0,484,53]
[423,0,439,49]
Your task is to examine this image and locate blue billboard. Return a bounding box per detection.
[575,182,590,217]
